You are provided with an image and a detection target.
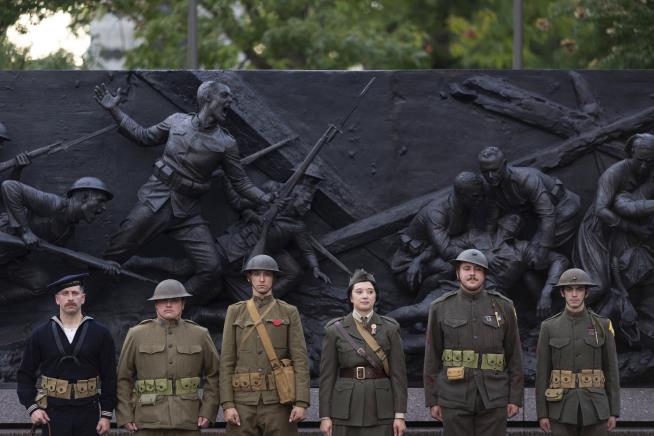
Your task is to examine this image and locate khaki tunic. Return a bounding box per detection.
[116,318,220,430]
[319,313,408,432]
[219,295,310,409]
[423,287,524,411]
[535,309,620,426]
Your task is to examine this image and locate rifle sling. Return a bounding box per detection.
[334,320,384,373]
[245,299,282,369]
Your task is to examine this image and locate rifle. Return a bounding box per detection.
[210,135,298,179]
[0,124,117,173]
[248,77,376,258]
[0,231,157,284]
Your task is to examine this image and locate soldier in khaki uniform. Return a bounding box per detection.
[423,248,524,436]
[319,269,408,436]
[116,279,220,436]
[536,268,620,435]
[220,254,310,435]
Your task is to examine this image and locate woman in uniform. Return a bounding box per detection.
[319,268,408,436]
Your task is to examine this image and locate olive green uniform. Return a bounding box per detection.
[220,295,310,436]
[423,287,524,436]
[536,309,620,435]
[319,313,408,435]
[116,318,221,436]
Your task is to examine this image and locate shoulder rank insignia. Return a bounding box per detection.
[608,320,615,336]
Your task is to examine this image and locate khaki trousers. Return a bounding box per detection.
[551,420,608,436]
[137,431,200,436]
[441,405,507,436]
[226,402,296,436]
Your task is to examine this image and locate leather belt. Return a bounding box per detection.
[339,366,387,380]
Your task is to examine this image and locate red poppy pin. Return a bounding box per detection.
[272,319,283,327]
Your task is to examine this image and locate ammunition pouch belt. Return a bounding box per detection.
[41,376,99,400]
[339,366,387,380]
[231,372,277,392]
[442,349,505,371]
[153,160,211,198]
[549,369,605,389]
[135,377,201,396]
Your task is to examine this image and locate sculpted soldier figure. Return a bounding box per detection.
[0,178,115,304]
[319,269,407,436]
[391,171,483,294]
[478,146,580,255]
[423,249,523,436]
[574,133,654,307]
[116,279,220,435]
[16,273,117,436]
[388,214,567,328]
[94,81,271,301]
[536,268,620,435]
[0,121,31,181]
[217,164,331,299]
[220,254,310,436]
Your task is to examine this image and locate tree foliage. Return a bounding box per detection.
[3,0,654,70]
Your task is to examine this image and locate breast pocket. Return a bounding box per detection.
[176,344,202,372]
[549,337,571,364]
[234,319,255,352]
[137,344,165,370]
[265,318,289,350]
[442,319,468,347]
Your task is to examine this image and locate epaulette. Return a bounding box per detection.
[183,319,199,326]
[230,300,247,308]
[432,290,458,305]
[379,315,399,327]
[487,289,514,304]
[137,319,155,325]
[588,309,608,320]
[542,311,565,323]
[325,317,344,328]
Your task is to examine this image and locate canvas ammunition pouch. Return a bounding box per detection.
[153,159,211,197]
[442,349,505,370]
[41,376,99,400]
[545,388,564,402]
[246,299,295,404]
[135,376,200,403]
[549,369,605,390]
[231,372,277,392]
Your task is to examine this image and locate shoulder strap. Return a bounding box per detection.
[72,321,89,357]
[246,299,281,369]
[240,301,276,347]
[334,320,384,372]
[51,321,66,355]
[354,321,390,376]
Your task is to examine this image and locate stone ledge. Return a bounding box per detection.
[1,388,651,424]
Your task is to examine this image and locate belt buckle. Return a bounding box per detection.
[355,366,365,380]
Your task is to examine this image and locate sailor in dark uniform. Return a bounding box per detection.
[16,273,117,436]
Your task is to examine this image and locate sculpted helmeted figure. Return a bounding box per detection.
[94,81,271,302]
[0,178,115,304]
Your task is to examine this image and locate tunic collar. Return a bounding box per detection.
[158,318,180,328]
[352,309,374,325]
[458,286,485,301]
[253,294,275,308]
[564,307,588,319]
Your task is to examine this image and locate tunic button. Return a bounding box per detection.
[169,360,173,364]
[168,344,173,349]
[168,331,173,335]
[257,368,263,372]
[473,336,478,340]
